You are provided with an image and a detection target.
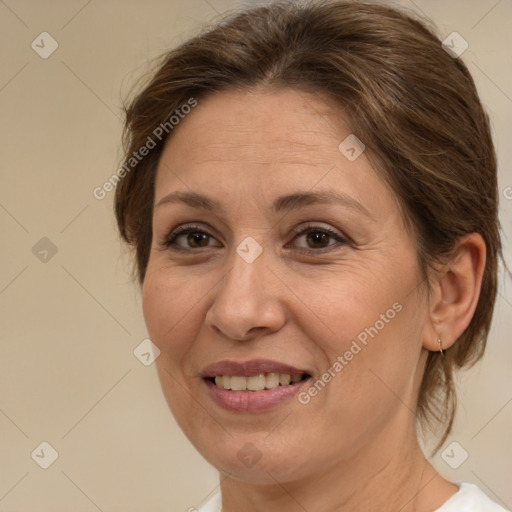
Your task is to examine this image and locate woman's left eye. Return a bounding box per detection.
[290,225,347,251]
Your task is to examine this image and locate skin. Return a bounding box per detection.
[142,87,486,511]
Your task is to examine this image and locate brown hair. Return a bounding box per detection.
[114,0,502,450]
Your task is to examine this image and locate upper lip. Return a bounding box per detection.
[201,359,311,378]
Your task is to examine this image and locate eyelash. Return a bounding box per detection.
[161,223,348,253]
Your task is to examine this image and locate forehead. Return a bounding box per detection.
[158,87,350,168]
[153,87,400,223]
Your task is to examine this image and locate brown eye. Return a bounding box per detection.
[303,231,332,249]
[185,232,210,248]
[292,225,346,251]
[163,225,220,250]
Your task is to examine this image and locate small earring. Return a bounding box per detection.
[437,335,444,355]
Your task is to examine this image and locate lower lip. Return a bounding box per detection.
[204,378,309,412]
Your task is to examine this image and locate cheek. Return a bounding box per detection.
[142,263,216,387]
[322,292,424,424]
[142,268,191,356]
[142,270,202,423]
[309,260,425,404]
[295,264,408,356]
[142,276,167,346]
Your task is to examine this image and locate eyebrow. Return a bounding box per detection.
[154,190,372,217]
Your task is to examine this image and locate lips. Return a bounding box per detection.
[201,359,312,412]
[201,359,310,378]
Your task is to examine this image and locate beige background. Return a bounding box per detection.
[0,0,511,510]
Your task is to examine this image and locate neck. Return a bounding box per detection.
[219,422,456,512]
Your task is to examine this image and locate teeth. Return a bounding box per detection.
[247,374,265,391]
[212,372,305,391]
[230,376,247,391]
[279,374,291,385]
[265,372,280,389]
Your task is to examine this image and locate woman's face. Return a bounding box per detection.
[143,88,430,484]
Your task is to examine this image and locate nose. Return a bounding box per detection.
[204,246,286,342]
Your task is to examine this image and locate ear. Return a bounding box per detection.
[423,233,486,352]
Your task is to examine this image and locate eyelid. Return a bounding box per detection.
[287,222,349,252]
[290,222,344,238]
[161,223,219,249]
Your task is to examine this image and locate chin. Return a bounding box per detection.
[192,432,315,485]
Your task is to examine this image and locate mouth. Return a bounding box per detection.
[207,372,310,391]
[201,360,312,412]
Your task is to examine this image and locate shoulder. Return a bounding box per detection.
[435,483,510,512]
[197,491,221,512]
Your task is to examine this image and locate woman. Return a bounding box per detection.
[114,1,508,510]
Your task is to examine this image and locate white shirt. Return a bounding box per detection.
[197,483,509,511]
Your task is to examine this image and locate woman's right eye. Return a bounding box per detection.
[163,225,221,250]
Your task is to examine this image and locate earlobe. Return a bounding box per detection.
[423,233,486,352]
